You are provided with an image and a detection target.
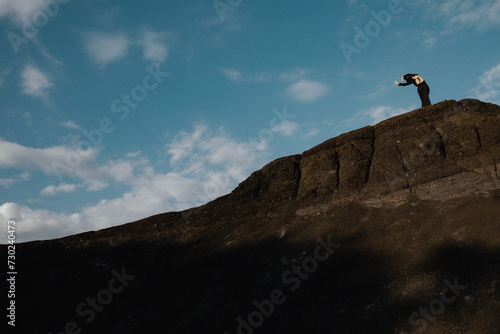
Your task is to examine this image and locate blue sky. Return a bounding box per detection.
[1,0,500,242]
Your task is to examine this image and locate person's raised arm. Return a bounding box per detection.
[395,80,412,86]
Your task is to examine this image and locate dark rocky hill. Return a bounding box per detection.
[3,99,500,333]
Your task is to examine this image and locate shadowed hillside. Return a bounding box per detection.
[3,99,500,334]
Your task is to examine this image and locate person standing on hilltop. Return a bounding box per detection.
[395,73,431,107]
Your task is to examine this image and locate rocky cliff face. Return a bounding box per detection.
[5,99,500,334]
[231,99,500,204]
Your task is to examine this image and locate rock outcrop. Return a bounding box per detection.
[230,99,500,205]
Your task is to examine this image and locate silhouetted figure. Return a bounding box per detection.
[395,73,431,107]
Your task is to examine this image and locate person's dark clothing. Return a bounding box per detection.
[417,81,431,107]
[399,73,419,86]
[398,73,431,107]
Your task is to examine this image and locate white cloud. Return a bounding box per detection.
[20,64,52,98]
[0,172,30,188]
[402,1,500,46]
[358,105,411,124]
[220,68,273,83]
[0,202,79,242]
[141,30,170,63]
[0,125,273,242]
[272,121,299,137]
[41,183,79,196]
[0,139,102,184]
[221,68,309,84]
[0,140,146,196]
[167,124,207,164]
[286,80,329,102]
[84,31,129,66]
[0,0,49,25]
[60,120,82,131]
[125,151,141,159]
[221,68,243,82]
[279,68,310,82]
[422,37,438,48]
[83,29,175,66]
[469,63,500,103]
[422,0,500,31]
[444,0,500,30]
[220,69,329,104]
[305,128,320,137]
[100,160,135,183]
[166,124,269,182]
[344,104,414,126]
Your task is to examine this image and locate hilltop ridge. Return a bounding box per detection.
[221,98,500,206]
[7,99,500,334]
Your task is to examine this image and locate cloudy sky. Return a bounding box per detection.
[1,0,500,242]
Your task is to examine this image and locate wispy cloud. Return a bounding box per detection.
[126,151,141,159]
[417,0,500,32]
[41,183,79,196]
[220,67,310,83]
[220,68,243,82]
[140,29,174,64]
[0,172,30,188]
[272,121,299,137]
[400,1,500,47]
[60,120,82,131]
[279,69,311,82]
[166,124,269,182]
[20,64,52,99]
[201,12,242,47]
[220,68,275,83]
[469,63,500,103]
[422,36,438,48]
[220,68,328,102]
[84,31,130,66]
[349,105,413,125]
[304,128,320,137]
[443,0,500,30]
[286,80,329,103]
